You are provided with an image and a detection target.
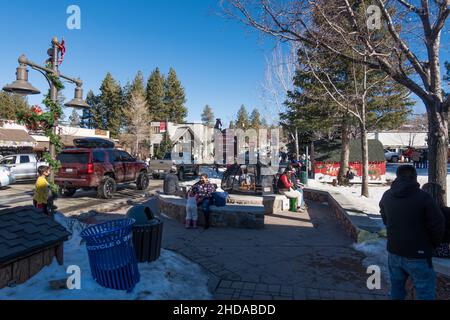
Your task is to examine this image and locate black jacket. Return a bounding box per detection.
[380,178,445,259]
[441,206,450,243]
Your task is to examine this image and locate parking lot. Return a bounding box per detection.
[0,179,163,215]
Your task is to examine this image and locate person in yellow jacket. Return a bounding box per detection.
[33,166,51,215]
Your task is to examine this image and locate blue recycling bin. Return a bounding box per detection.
[80,218,140,291]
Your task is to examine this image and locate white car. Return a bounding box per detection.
[384,150,401,163]
[0,166,16,187]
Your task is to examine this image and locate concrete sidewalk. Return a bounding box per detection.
[146,198,390,300]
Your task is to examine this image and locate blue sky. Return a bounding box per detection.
[0,0,275,125]
[0,0,448,125]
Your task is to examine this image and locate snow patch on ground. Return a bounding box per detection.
[309,164,450,215]
[0,214,212,300]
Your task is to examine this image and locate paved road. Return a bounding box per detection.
[0,179,163,215]
[146,198,390,300]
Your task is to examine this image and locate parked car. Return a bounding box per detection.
[0,166,16,187]
[55,138,149,199]
[0,154,48,181]
[149,152,200,181]
[384,149,401,163]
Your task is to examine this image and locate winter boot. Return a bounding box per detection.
[185,219,192,229]
[204,215,210,230]
[192,220,198,229]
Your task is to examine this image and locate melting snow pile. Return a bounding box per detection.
[0,214,212,300]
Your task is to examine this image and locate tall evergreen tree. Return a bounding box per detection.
[0,92,29,120]
[201,105,215,127]
[250,108,262,130]
[165,68,187,123]
[235,105,250,129]
[156,132,173,160]
[229,121,236,129]
[99,73,123,138]
[146,68,166,121]
[83,90,101,129]
[68,109,80,127]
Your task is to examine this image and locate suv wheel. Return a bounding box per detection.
[62,187,77,197]
[136,172,150,190]
[97,177,116,199]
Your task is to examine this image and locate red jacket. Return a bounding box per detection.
[279,174,293,190]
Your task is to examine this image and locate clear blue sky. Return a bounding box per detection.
[0,0,448,125]
[0,0,275,125]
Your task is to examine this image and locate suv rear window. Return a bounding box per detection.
[57,152,89,164]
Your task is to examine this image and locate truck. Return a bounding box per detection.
[149,152,200,181]
[0,154,48,181]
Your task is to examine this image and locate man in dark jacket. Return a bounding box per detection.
[380,165,445,300]
[163,168,180,196]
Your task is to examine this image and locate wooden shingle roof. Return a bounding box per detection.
[314,139,386,163]
[0,207,70,265]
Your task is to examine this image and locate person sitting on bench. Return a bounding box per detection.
[277,165,304,212]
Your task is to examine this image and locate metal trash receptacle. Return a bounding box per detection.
[126,205,163,263]
[299,171,308,186]
[80,218,140,291]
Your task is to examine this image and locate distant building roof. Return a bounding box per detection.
[0,207,70,265]
[314,139,385,163]
[0,128,36,148]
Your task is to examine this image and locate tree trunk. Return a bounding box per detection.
[360,124,369,198]
[426,102,448,205]
[295,127,300,160]
[338,115,350,185]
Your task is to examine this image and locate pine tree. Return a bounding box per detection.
[146,68,166,121]
[165,68,187,123]
[229,121,235,129]
[0,92,29,120]
[156,132,173,160]
[201,105,215,127]
[235,105,250,129]
[250,108,262,130]
[80,90,96,129]
[84,90,102,129]
[99,73,123,138]
[261,118,269,128]
[68,109,80,127]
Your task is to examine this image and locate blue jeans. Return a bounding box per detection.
[388,253,436,300]
[200,198,211,217]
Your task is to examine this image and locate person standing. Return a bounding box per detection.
[380,165,445,300]
[411,149,421,169]
[422,149,429,169]
[33,166,51,216]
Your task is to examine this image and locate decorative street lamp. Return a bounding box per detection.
[3,37,89,183]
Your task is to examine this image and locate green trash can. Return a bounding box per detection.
[300,171,308,186]
[289,198,298,212]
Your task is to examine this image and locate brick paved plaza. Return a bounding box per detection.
[148,199,390,300]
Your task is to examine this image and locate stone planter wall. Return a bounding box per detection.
[157,195,265,229]
[303,189,359,242]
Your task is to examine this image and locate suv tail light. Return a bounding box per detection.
[87,163,94,174]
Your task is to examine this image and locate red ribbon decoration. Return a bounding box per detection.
[57,37,66,65]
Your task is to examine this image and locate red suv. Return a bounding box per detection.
[55,144,149,199]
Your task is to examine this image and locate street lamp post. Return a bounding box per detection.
[3,37,89,183]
